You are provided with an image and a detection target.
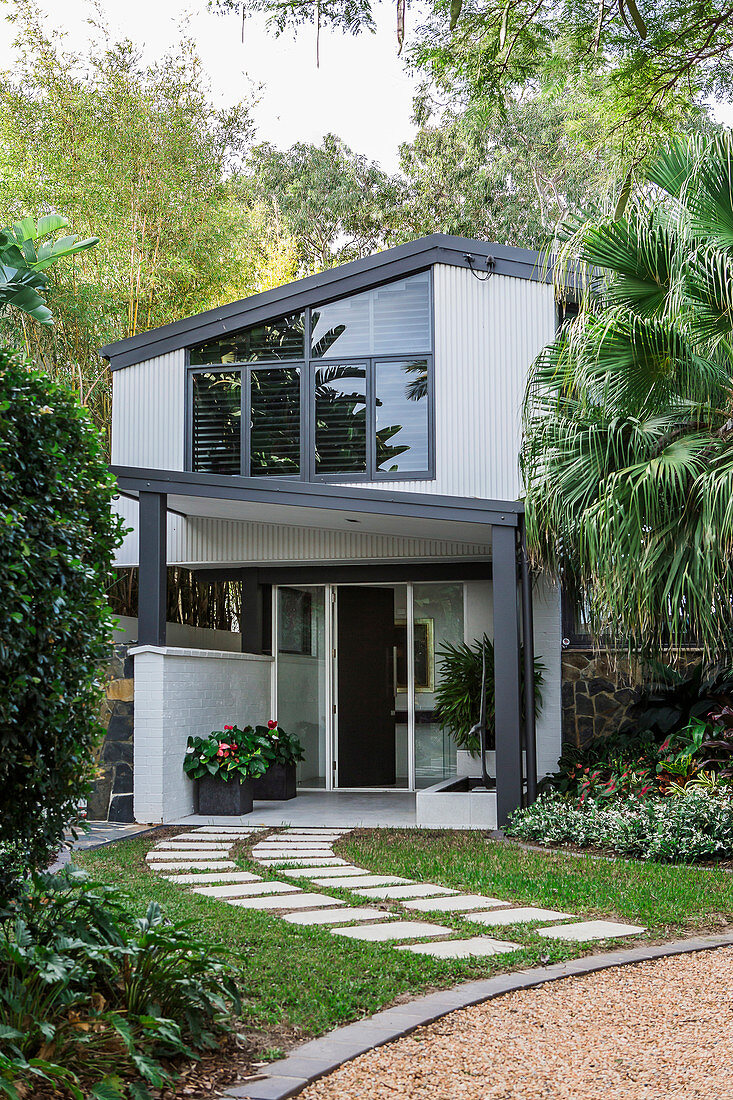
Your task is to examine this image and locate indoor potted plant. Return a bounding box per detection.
[252,720,304,801]
[183,725,268,815]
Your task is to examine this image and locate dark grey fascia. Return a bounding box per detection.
[111,465,523,527]
[101,235,555,371]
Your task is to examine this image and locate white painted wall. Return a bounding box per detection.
[131,646,273,822]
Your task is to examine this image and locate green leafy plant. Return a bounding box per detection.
[183,726,269,782]
[0,867,241,1099]
[433,635,544,753]
[0,215,98,324]
[255,721,305,768]
[0,344,124,877]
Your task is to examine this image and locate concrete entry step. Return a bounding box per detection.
[396,936,521,958]
[331,921,454,942]
[226,892,345,911]
[283,907,393,926]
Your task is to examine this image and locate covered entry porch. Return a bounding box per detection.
[113,467,538,827]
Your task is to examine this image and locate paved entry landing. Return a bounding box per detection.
[171,791,418,829]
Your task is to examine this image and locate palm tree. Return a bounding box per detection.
[521,132,733,661]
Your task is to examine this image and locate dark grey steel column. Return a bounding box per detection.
[519,517,538,804]
[138,491,167,646]
[240,568,263,654]
[492,523,522,827]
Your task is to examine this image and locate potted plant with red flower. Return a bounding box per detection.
[183,724,268,815]
[251,721,304,801]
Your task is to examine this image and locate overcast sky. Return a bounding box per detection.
[0,0,418,171]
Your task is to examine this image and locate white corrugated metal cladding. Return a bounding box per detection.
[111,263,556,567]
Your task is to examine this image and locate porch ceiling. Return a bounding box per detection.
[113,466,523,547]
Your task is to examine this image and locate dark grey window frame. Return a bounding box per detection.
[185,270,436,484]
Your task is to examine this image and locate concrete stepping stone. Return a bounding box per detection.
[195,827,262,834]
[167,833,243,842]
[396,936,521,959]
[153,842,230,851]
[256,853,347,862]
[538,920,646,941]
[331,921,453,942]
[353,884,457,900]
[283,907,392,926]
[403,894,508,913]
[280,865,366,878]
[192,881,301,898]
[161,871,261,885]
[226,892,344,911]
[465,907,575,927]
[253,849,336,858]
[147,849,229,860]
[312,874,411,888]
[149,861,236,870]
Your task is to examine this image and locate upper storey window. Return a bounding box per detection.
[310,272,431,358]
[188,273,433,481]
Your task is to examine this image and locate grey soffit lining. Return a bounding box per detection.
[100,235,553,370]
[111,466,524,528]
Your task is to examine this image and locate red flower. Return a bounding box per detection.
[224,725,234,731]
[268,720,278,729]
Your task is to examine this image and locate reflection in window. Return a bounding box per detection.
[190,313,305,364]
[311,273,430,359]
[315,364,367,474]
[375,359,429,474]
[191,371,241,474]
[250,368,300,477]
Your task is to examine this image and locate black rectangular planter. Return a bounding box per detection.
[197,773,253,815]
[252,762,297,801]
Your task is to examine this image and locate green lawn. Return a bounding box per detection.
[74,828,733,1056]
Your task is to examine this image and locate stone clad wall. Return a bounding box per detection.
[88,643,135,822]
[561,650,638,748]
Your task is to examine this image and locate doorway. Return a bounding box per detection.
[274,580,464,791]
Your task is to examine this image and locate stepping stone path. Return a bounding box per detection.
[145,825,647,956]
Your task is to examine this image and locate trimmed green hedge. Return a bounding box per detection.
[0,347,123,875]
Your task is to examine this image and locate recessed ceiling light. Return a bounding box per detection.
[345,518,359,524]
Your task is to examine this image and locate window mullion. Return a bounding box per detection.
[366,358,375,480]
[241,367,249,477]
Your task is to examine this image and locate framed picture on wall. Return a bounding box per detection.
[394,619,434,693]
[279,588,313,654]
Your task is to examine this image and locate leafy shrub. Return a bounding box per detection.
[0,867,241,1099]
[257,721,305,768]
[184,722,304,782]
[507,788,733,863]
[433,635,545,753]
[0,347,123,874]
[627,661,733,739]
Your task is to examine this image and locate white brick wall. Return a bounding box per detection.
[131,647,273,822]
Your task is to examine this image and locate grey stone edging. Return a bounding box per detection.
[221,931,733,1100]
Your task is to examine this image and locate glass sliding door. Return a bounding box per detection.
[276,586,327,788]
[413,582,464,788]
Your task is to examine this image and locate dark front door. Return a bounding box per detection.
[336,586,396,787]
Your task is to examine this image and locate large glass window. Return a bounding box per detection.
[311,273,431,359]
[375,359,429,474]
[277,586,327,789]
[190,313,304,364]
[191,371,241,474]
[315,364,367,474]
[413,582,464,788]
[250,367,301,477]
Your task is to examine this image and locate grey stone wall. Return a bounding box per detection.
[561,650,638,747]
[87,643,134,821]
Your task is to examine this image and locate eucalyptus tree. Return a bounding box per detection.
[521,132,733,661]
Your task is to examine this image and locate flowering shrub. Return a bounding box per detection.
[183,721,303,781]
[183,726,269,782]
[506,787,733,863]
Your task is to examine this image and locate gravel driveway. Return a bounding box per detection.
[300,946,733,1099]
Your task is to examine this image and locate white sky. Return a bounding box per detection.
[0,0,418,171]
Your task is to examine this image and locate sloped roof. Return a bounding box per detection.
[101,234,551,370]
